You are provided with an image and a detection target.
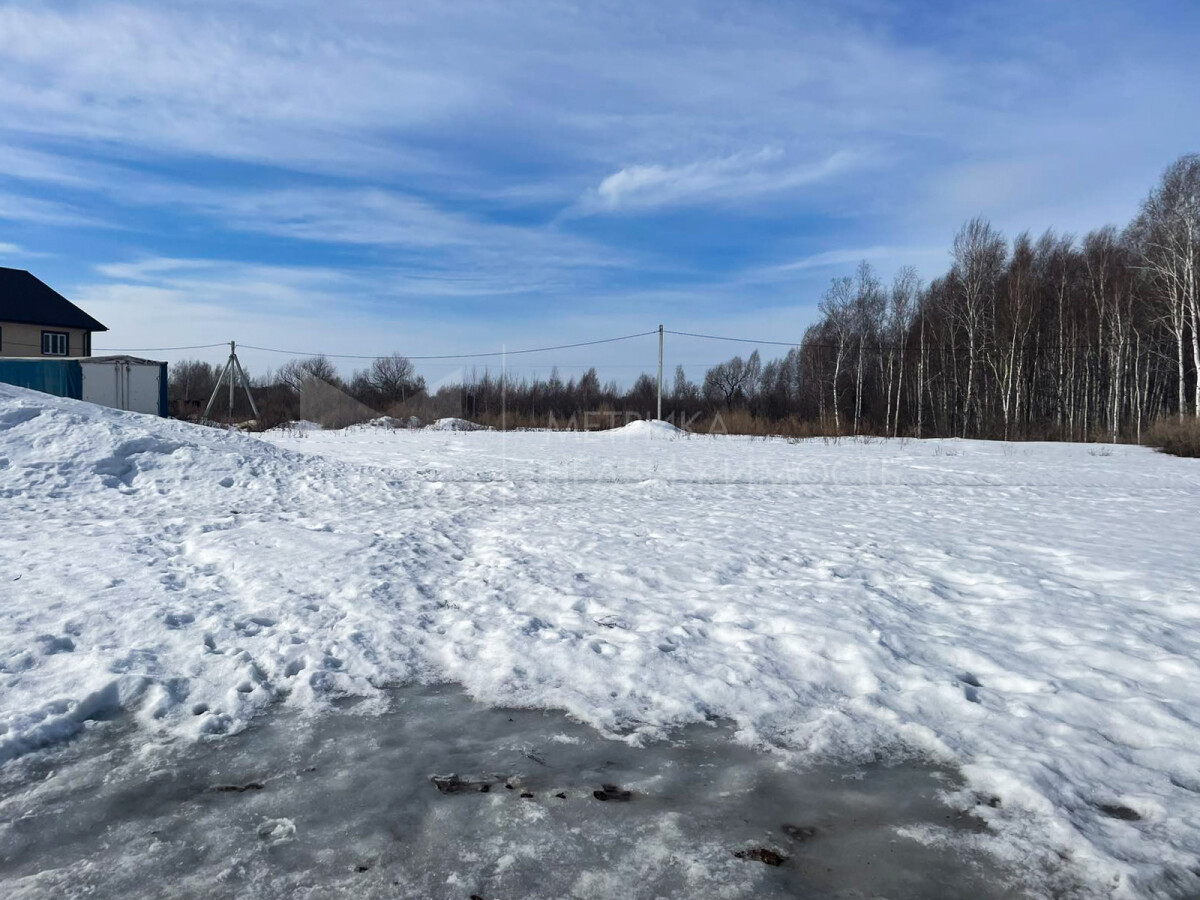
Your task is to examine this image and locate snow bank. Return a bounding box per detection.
[603,418,684,439]
[363,415,421,429]
[426,417,490,431]
[0,385,426,759]
[3,383,1199,898]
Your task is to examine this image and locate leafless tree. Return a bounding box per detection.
[367,354,426,406]
[277,355,340,393]
[952,217,1007,436]
[987,232,1037,439]
[1129,154,1200,419]
[850,261,885,434]
[818,276,854,431]
[885,266,919,437]
[703,352,761,407]
[168,359,219,403]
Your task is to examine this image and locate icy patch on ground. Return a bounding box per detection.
[0,684,1038,900]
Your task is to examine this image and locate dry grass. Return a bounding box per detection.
[685,410,844,438]
[1144,417,1200,458]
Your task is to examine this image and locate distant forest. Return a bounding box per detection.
[172,155,1200,445]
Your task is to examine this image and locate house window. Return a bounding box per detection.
[42,331,69,356]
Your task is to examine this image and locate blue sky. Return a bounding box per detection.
[1,0,1197,383]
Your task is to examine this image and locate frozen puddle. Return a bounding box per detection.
[0,685,1026,899]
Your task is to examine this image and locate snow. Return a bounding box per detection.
[427,416,490,431]
[605,418,684,438]
[269,419,321,433]
[2,384,1199,897]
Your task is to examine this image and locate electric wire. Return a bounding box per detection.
[91,342,231,353]
[665,330,801,348]
[236,330,658,361]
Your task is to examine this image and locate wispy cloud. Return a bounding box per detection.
[737,244,950,289]
[129,184,644,295]
[0,240,53,260]
[575,149,862,214]
[0,190,103,227]
[0,4,469,176]
[767,245,942,274]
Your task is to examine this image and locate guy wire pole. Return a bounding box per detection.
[202,340,260,424]
[203,348,234,422]
[657,324,663,421]
[232,346,260,421]
[227,340,235,422]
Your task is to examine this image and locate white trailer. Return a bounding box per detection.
[80,355,168,417]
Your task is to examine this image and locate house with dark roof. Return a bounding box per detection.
[0,267,107,359]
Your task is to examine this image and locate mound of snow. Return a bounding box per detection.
[427,417,490,431]
[0,384,424,762]
[604,418,684,439]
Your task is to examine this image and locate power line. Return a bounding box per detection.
[238,330,658,361]
[92,343,230,352]
[5,338,231,354]
[665,329,801,348]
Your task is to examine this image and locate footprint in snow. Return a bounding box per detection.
[36,634,75,655]
[1096,802,1141,821]
[164,612,194,629]
[235,616,276,636]
[959,672,982,704]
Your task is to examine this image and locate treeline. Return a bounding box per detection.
[170,155,1200,446]
[798,155,1200,442]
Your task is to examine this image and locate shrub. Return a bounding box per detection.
[1144,417,1200,458]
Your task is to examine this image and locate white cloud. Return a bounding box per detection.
[98,181,647,294]
[0,190,102,227]
[765,245,948,275]
[0,240,53,260]
[577,148,861,214]
[0,4,473,176]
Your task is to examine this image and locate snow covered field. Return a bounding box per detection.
[1,384,1199,898]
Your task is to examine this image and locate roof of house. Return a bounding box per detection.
[0,267,108,332]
